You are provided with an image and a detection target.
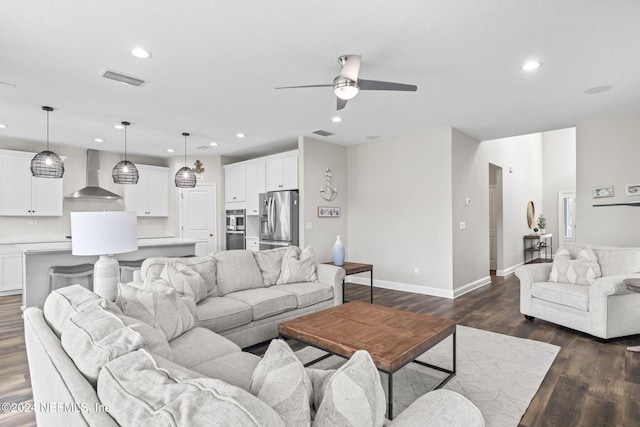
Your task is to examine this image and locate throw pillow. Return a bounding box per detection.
[160,262,208,303]
[250,339,313,427]
[116,280,196,341]
[277,246,319,285]
[255,247,290,286]
[549,246,602,285]
[98,349,286,427]
[313,350,386,427]
[214,250,265,295]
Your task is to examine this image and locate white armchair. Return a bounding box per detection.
[516,243,640,340]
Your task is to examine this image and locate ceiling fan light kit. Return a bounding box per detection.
[175,132,196,188]
[112,121,139,184]
[31,106,65,179]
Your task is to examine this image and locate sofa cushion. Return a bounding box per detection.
[61,305,146,386]
[592,246,640,276]
[116,281,196,341]
[250,339,313,427]
[160,262,209,303]
[277,246,318,285]
[255,247,289,286]
[196,296,253,332]
[191,352,263,391]
[313,350,386,427]
[141,255,219,296]
[98,349,286,427]
[549,247,601,285]
[43,284,123,337]
[215,250,265,295]
[169,327,241,368]
[272,282,333,308]
[531,281,590,311]
[225,288,298,321]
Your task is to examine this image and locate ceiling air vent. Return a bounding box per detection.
[197,145,210,150]
[312,130,334,137]
[101,69,148,87]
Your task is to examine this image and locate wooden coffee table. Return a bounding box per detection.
[278,301,456,419]
[623,278,640,352]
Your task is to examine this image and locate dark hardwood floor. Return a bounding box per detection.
[2,274,639,426]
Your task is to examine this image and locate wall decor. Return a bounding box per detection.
[526,201,535,229]
[592,185,614,198]
[193,160,205,174]
[320,168,338,201]
[626,183,640,196]
[318,206,341,217]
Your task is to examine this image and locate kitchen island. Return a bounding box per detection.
[17,237,201,309]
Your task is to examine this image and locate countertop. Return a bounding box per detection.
[16,237,203,254]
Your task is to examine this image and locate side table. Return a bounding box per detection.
[324,261,373,304]
[623,278,640,352]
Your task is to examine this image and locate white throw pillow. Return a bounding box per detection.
[250,339,313,427]
[549,246,602,285]
[160,262,208,303]
[277,246,319,284]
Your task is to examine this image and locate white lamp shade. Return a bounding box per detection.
[70,211,138,255]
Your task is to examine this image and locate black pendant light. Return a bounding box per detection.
[112,121,139,184]
[175,132,196,188]
[30,106,64,178]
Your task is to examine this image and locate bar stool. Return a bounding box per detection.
[48,264,95,293]
[119,259,145,283]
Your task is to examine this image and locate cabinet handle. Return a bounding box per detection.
[279,185,283,188]
[233,197,237,200]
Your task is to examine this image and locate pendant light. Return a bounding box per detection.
[30,106,64,178]
[175,132,196,188]
[112,121,139,184]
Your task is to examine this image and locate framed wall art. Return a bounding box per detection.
[626,183,640,196]
[318,206,341,217]
[592,185,614,198]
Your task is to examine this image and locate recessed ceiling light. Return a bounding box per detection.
[332,116,343,123]
[114,124,124,130]
[584,85,613,95]
[131,48,152,59]
[236,133,246,138]
[209,142,218,146]
[0,124,7,129]
[522,61,541,71]
[94,138,104,143]
[365,135,380,140]
[167,148,175,153]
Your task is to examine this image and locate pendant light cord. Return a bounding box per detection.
[46,109,50,151]
[184,134,187,166]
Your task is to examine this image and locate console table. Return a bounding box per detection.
[523,233,553,264]
[324,261,373,304]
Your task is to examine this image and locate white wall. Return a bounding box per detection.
[541,128,576,251]
[346,129,454,296]
[299,137,347,262]
[576,115,640,246]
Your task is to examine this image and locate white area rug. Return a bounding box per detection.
[295,325,559,427]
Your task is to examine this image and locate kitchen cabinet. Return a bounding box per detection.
[266,154,298,191]
[124,165,169,217]
[0,248,23,294]
[245,162,265,216]
[224,165,246,203]
[0,150,64,216]
[246,237,259,252]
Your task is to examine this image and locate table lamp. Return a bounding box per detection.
[70,211,138,300]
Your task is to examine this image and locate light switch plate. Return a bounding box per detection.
[459,221,466,230]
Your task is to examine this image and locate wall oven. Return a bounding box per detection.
[225,209,246,250]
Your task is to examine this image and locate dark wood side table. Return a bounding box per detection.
[623,278,640,352]
[324,261,374,304]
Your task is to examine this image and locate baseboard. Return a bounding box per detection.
[496,262,524,277]
[347,276,455,299]
[453,276,491,298]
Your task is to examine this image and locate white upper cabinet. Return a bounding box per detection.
[124,165,169,217]
[0,150,63,216]
[266,154,298,191]
[245,162,265,216]
[224,165,246,203]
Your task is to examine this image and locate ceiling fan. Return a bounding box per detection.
[276,54,418,110]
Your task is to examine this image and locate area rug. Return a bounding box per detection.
[295,325,559,427]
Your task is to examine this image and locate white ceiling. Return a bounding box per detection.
[1,1,639,159]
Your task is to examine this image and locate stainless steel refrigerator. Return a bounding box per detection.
[259,190,299,250]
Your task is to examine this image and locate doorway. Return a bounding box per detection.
[558,191,576,247]
[489,164,504,275]
[180,183,217,256]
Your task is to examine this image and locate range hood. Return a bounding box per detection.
[65,150,122,200]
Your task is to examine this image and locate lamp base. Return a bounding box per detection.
[93,255,120,301]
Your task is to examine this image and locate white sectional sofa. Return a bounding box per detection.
[516,242,640,339]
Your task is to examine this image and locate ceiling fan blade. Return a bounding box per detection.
[358,79,417,92]
[275,84,332,89]
[339,55,361,81]
[337,97,348,110]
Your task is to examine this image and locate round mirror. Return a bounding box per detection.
[527,201,535,229]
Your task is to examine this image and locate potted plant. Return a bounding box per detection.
[537,214,547,234]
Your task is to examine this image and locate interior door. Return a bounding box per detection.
[558,191,576,248]
[489,185,497,270]
[180,184,217,255]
